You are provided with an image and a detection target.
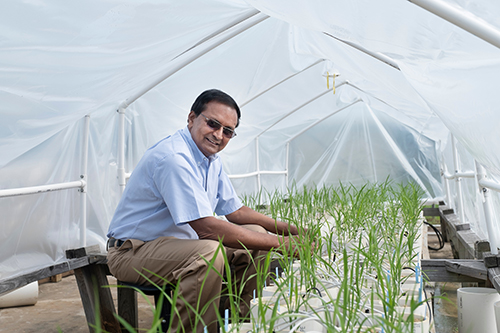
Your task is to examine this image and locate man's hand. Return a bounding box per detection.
[278,231,319,259]
[277,235,300,258]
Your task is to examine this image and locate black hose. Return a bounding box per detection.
[304,287,323,298]
[424,220,445,251]
[403,266,432,331]
[423,286,433,331]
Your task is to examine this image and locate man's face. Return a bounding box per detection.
[188,101,238,157]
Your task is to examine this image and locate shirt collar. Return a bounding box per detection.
[180,126,219,163]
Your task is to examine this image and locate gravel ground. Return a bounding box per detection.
[0,275,155,333]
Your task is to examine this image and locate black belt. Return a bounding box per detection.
[107,238,125,249]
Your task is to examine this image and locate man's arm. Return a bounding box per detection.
[188,216,293,252]
[225,206,299,236]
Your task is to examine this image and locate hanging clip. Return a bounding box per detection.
[332,74,336,94]
[326,72,339,94]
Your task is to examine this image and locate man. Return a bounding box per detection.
[107,89,300,332]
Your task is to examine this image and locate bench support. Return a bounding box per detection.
[68,247,121,333]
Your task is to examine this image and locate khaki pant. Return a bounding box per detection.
[107,225,267,333]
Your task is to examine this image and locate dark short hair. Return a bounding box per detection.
[191,89,241,127]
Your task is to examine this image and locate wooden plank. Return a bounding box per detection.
[423,207,440,217]
[442,213,470,231]
[437,205,491,260]
[456,229,490,259]
[439,216,449,243]
[444,260,487,280]
[88,253,108,265]
[90,264,120,333]
[421,259,485,283]
[118,285,139,330]
[39,270,74,285]
[74,263,121,333]
[66,244,102,259]
[484,253,500,268]
[438,205,457,246]
[439,205,454,215]
[0,257,89,296]
[488,267,500,292]
[74,267,97,332]
[50,273,63,283]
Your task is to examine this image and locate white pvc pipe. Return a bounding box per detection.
[0,180,86,198]
[367,104,431,197]
[421,197,445,206]
[441,158,451,205]
[256,82,347,139]
[80,115,90,247]
[479,178,500,193]
[0,282,38,308]
[454,171,476,179]
[228,170,287,179]
[255,136,261,200]
[285,141,290,188]
[240,59,324,107]
[408,0,500,50]
[173,10,261,59]
[476,161,499,254]
[443,172,454,180]
[286,99,361,143]
[444,170,476,180]
[323,32,400,70]
[451,135,465,224]
[117,107,127,193]
[118,13,269,110]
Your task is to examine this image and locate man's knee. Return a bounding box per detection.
[198,240,225,272]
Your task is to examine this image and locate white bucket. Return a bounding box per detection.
[0,281,39,308]
[457,287,500,333]
[226,322,255,332]
[494,300,500,333]
[250,295,287,324]
[262,285,281,297]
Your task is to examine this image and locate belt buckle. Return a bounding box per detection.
[106,238,115,251]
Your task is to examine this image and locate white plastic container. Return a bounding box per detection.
[0,281,39,308]
[250,295,287,324]
[494,300,500,333]
[457,287,500,333]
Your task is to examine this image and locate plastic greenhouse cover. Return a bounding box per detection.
[1,0,500,280]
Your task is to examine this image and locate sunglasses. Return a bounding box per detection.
[199,113,237,139]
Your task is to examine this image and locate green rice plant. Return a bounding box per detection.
[397,182,425,265]
[242,249,278,332]
[224,180,428,332]
[212,242,247,331]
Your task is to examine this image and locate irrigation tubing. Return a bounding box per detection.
[402,266,433,330]
[424,221,445,251]
[423,286,433,331]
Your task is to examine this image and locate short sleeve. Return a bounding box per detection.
[152,153,213,225]
[214,167,243,216]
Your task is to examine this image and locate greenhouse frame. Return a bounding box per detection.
[1,1,500,332]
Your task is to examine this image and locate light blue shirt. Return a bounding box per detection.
[107,126,243,241]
